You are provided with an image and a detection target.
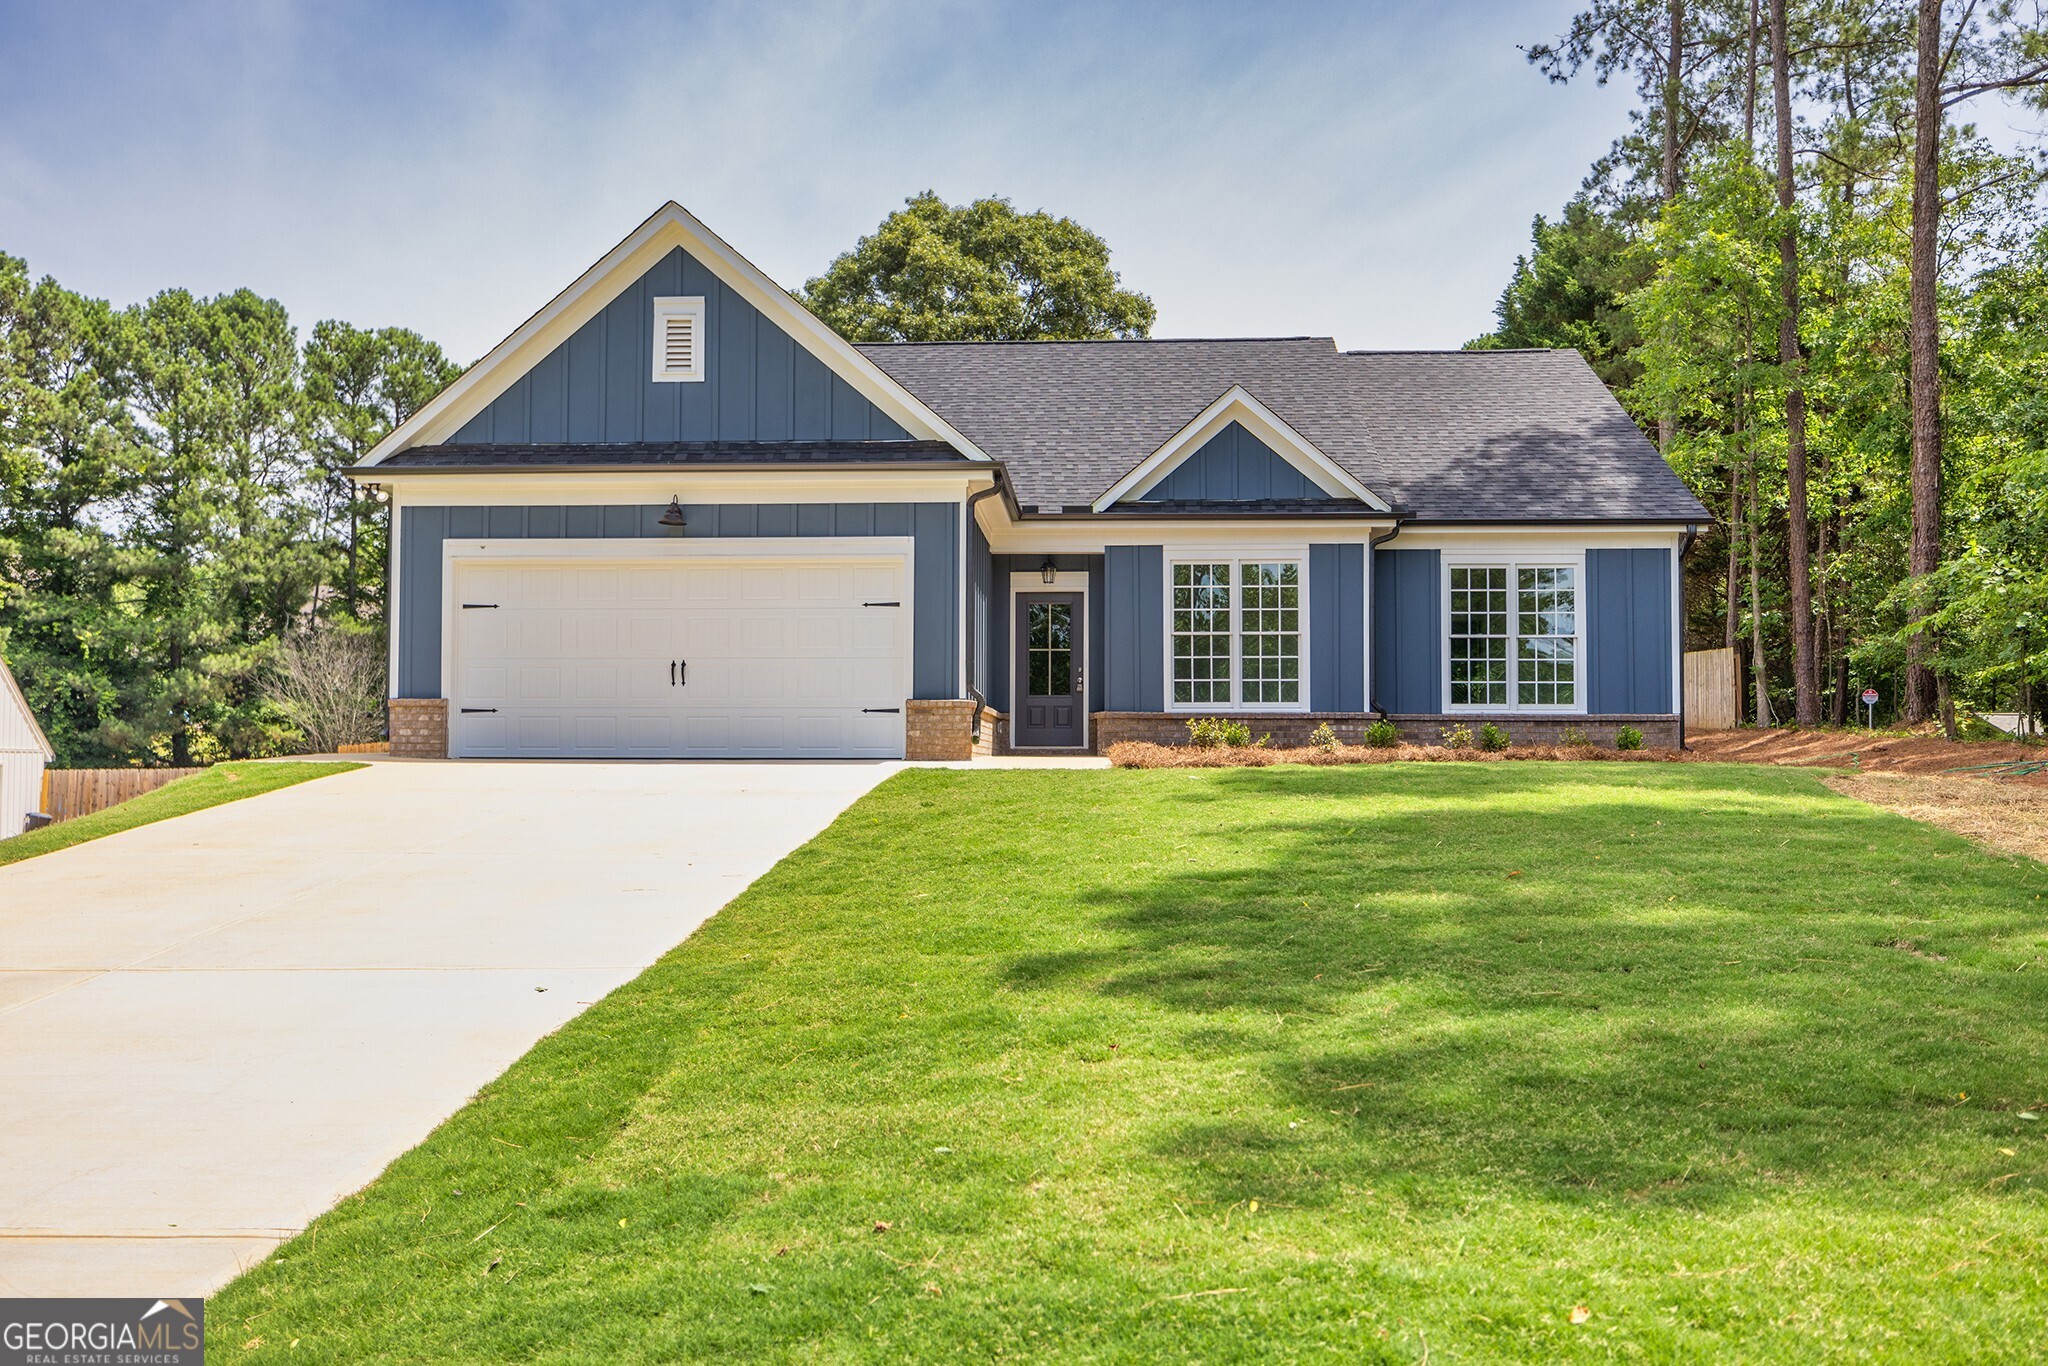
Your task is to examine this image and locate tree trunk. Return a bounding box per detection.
[1726,471,1744,724]
[1657,0,1686,457]
[1770,0,1818,726]
[1905,0,1944,722]
[1747,457,1773,726]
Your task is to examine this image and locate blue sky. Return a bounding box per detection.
[0,1,1636,361]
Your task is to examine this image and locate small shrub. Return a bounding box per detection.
[1477,722,1512,752]
[1957,713,2001,742]
[1615,725,1645,751]
[1440,723,1474,750]
[1363,718,1400,748]
[1308,721,1342,752]
[1186,716,1255,749]
[1559,725,1589,747]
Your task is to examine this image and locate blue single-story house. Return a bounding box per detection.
[351,203,1708,760]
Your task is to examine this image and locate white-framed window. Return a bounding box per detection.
[651,296,706,383]
[1446,561,1580,711]
[1168,557,1306,710]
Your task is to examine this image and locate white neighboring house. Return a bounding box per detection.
[0,657,54,837]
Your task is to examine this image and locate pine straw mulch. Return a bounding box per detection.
[1687,726,2047,782]
[1823,774,2048,866]
[1106,741,1684,769]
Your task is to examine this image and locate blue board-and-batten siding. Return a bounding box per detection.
[1134,422,1328,502]
[1372,547,1441,713]
[1586,547,1675,714]
[1308,543,1365,711]
[452,247,912,447]
[396,503,957,700]
[1103,545,1165,711]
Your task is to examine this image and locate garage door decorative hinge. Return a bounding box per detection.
[861,600,901,607]
[460,707,498,714]
[461,602,499,609]
[861,707,902,714]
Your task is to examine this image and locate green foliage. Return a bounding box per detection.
[1615,724,1645,750]
[1185,716,1255,749]
[1559,725,1591,747]
[1307,720,1342,752]
[208,765,2048,1360]
[1477,721,1512,751]
[1363,717,1401,748]
[801,191,1155,342]
[0,253,459,764]
[1440,722,1474,750]
[1467,196,1651,394]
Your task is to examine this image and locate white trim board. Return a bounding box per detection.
[359,202,990,465]
[1093,386,1388,512]
[383,471,989,507]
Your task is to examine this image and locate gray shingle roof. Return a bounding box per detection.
[858,338,1708,523]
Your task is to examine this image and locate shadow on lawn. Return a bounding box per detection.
[1004,764,2045,1212]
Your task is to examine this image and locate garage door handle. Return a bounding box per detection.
[862,707,901,714]
[461,707,497,714]
[670,660,676,687]
[862,601,901,607]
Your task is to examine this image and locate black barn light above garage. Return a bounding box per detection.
[658,497,688,530]
[1040,557,1058,584]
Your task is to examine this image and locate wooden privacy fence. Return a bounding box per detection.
[40,767,203,823]
[1684,648,1739,730]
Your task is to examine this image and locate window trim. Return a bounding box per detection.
[651,295,706,383]
[1441,554,1586,714]
[1162,551,1311,714]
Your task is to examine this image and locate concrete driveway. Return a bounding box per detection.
[0,759,895,1298]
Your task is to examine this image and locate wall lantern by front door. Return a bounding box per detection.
[1039,557,1058,584]
[658,497,688,530]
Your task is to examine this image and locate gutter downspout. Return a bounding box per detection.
[1365,520,1406,719]
[963,474,1006,744]
[1677,522,1701,751]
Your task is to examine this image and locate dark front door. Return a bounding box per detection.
[1014,593,1085,748]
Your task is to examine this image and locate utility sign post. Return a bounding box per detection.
[1862,688,1879,728]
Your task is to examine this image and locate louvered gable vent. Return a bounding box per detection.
[651,296,706,382]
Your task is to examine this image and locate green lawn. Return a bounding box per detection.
[0,760,363,867]
[211,764,2047,1362]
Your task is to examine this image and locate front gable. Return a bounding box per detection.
[1131,421,1324,502]
[361,203,988,465]
[450,246,912,446]
[1094,385,1387,511]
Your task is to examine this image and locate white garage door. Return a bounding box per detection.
[449,553,910,759]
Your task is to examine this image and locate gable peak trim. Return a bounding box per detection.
[359,201,990,466]
[1092,385,1389,512]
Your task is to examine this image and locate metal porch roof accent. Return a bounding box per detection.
[374,440,971,470]
[857,339,1710,523]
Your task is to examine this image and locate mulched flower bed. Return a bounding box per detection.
[1107,741,1683,769]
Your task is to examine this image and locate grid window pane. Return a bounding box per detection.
[1239,562,1300,704]
[1516,567,1576,706]
[1027,601,1073,698]
[1172,562,1232,704]
[1448,566,1509,705]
